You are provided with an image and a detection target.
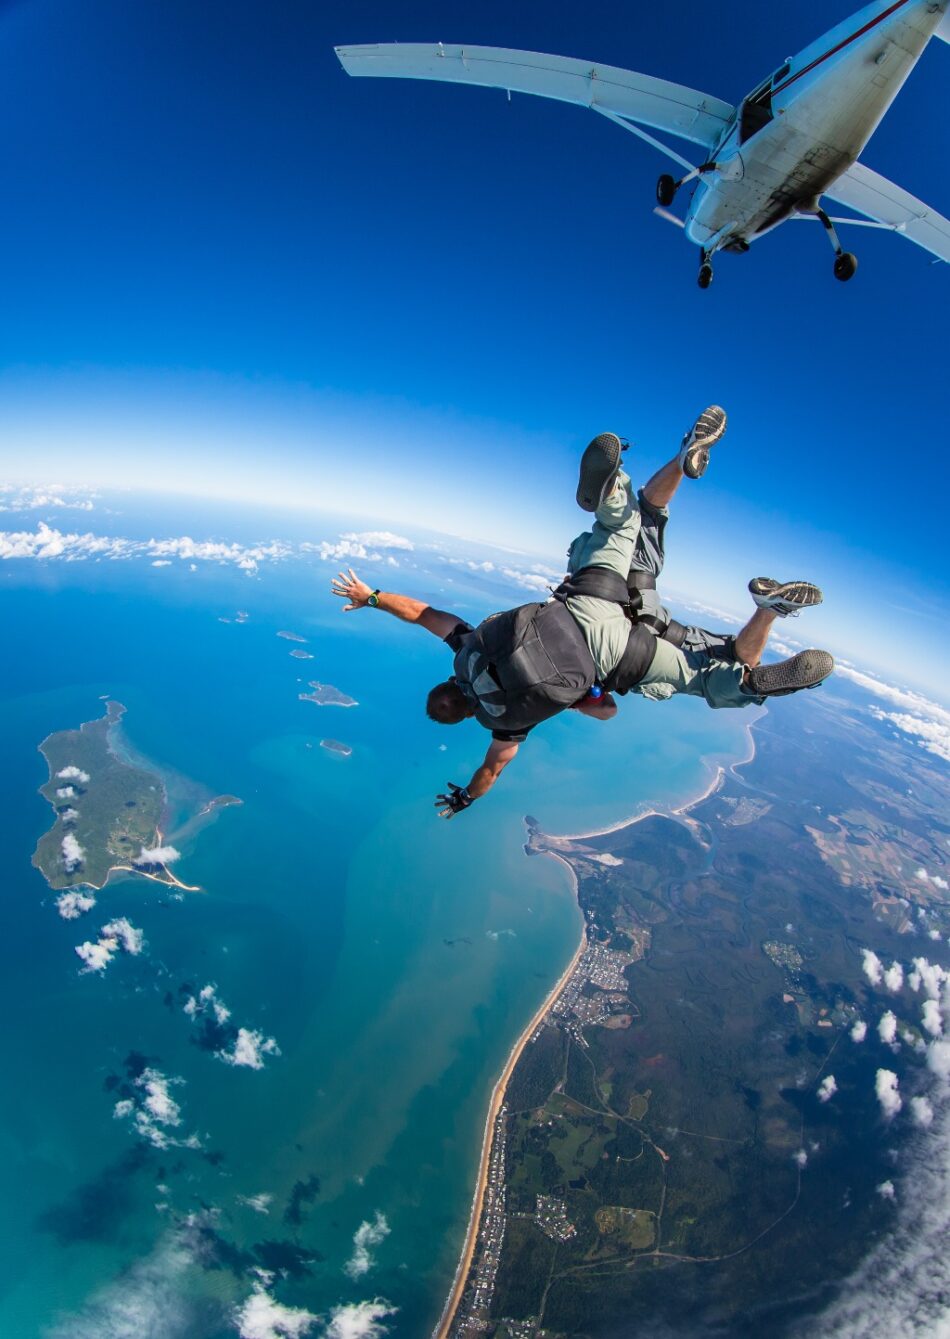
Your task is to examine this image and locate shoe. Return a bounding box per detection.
[678,405,727,479]
[749,577,823,618]
[577,433,623,512]
[746,649,834,697]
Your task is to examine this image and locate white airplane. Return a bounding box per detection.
[336,0,950,287]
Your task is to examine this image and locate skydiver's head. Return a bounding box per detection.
[426,679,472,725]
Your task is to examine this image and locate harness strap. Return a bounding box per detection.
[552,565,631,607]
[626,571,657,592]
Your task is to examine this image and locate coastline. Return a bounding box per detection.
[432,912,588,1339]
[434,713,762,1336]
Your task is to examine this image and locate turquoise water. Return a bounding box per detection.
[0,523,754,1336]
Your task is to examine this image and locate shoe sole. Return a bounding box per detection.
[749,578,823,608]
[577,433,623,512]
[682,406,727,480]
[749,649,834,697]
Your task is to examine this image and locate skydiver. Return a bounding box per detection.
[330,412,833,817]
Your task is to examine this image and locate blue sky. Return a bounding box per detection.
[0,0,948,689]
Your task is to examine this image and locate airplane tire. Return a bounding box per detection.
[656,175,676,207]
[698,264,713,290]
[834,252,858,282]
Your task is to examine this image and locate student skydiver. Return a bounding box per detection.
[330,413,833,818]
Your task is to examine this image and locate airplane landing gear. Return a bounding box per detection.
[814,206,858,282]
[656,174,677,207]
[698,253,714,289]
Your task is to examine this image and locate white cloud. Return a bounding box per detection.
[217,1027,280,1070]
[861,949,883,987]
[60,806,79,823]
[850,1019,868,1043]
[793,1148,808,1168]
[915,868,950,892]
[878,1011,898,1045]
[61,832,85,872]
[112,1066,200,1152]
[343,1212,390,1280]
[875,1179,895,1200]
[910,1095,934,1129]
[56,785,77,800]
[152,559,172,567]
[0,484,96,513]
[817,1075,837,1103]
[56,890,96,920]
[883,961,904,994]
[875,1069,902,1119]
[908,958,948,1000]
[234,1286,318,1339]
[837,664,950,764]
[237,1192,273,1215]
[184,982,231,1026]
[75,917,144,972]
[927,1040,950,1082]
[57,765,90,783]
[341,530,414,551]
[0,521,291,574]
[922,999,944,1039]
[323,1300,397,1339]
[133,844,181,866]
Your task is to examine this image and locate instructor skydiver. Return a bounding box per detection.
[330,409,834,818]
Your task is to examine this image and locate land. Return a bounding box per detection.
[33,703,235,893]
[289,649,314,660]
[277,630,307,643]
[299,681,358,708]
[320,739,352,758]
[441,687,950,1338]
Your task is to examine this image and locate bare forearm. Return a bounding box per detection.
[373,591,430,623]
[467,762,501,800]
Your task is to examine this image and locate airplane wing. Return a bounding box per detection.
[824,163,950,264]
[335,43,734,152]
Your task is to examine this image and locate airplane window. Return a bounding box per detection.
[739,81,774,144]
[773,63,791,85]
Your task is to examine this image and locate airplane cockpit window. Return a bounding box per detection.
[738,78,774,144]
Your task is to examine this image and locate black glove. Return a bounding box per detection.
[434,782,473,819]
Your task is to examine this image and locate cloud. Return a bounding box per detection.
[0,484,96,513]
[57,785,77,800]
[112,1065,200,1152]
[837,664,950,764]
[323,1300,397,1339]
[234,1285,318,1338]
[861,949,883,987]
[133,844,181,866]
[878,1011,898,1045]
[310,539,379,563]
[56,890,96,920]
[875,1069,902,1119]
[793,1148,808,1169]
[922,999,944,1039]
[910,1095,934,1129]
[341,530,414,551]
[0,522,291,574]
[60,806,79,823]
[75,918,144,973]
[62,832,85,872]
[916,868,950,892]
[875,1179,895,1200]
[343,1212,390,1280]
[57,765,91,783]
[850,1019,867,1043]
[237,1193,273,1215]
[927,1040,950,1082]
[217,1027,281,1070]
[817,1075,837,1103]
[152,559,172,567]
[500,565,562,594]
[908,957,948,1000]
[883,961,904,994]
[184,983,231,1026]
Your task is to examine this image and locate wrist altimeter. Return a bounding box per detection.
[367,589,381,608]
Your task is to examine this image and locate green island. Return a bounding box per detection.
[33,702,238,892]
[299,681,358,708]
[442,690,950,1338]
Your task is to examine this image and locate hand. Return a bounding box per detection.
[434,782,473,819]
[331,568,374,611]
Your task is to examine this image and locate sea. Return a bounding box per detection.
[0,494,755,1337]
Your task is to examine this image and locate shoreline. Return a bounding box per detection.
[434,715,761,1336]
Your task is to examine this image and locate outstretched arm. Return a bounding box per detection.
[435,739,520,818]
[331,568,461,640]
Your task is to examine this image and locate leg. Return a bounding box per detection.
[733,607,777,668]
[634,639,758,710]
[567,471,642,581]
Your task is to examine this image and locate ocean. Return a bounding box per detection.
[0,499,755,1336]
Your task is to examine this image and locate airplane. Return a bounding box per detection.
[336,0,950,288]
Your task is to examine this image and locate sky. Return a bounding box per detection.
[0,0,948,690]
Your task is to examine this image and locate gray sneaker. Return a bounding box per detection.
[747,649,834,697]
[749,577,823,618]
[678,405,727,479]
[577,433,624,512]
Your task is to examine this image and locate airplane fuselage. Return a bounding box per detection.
[685,0,947,251]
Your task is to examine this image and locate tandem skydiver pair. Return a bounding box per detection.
[331,409,833,818]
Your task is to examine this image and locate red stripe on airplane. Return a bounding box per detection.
[771,0,913,97]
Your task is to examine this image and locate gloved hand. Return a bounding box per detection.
[435,782,473,819]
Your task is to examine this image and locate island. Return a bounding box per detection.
[319,739,352,758]
[437,690,950,1338]
[298,681,358,708]
[289,649,314,660]
[33,703,235,893]
[277,630,307,643]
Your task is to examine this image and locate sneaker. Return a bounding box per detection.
[746,649,834,697]
[678,405,727,479]
[577,433,624,512]
[749,577,823,618]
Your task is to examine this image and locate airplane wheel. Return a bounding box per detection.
[656,174,676,207]
[834,252,858,282]
[698,264,713,289]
